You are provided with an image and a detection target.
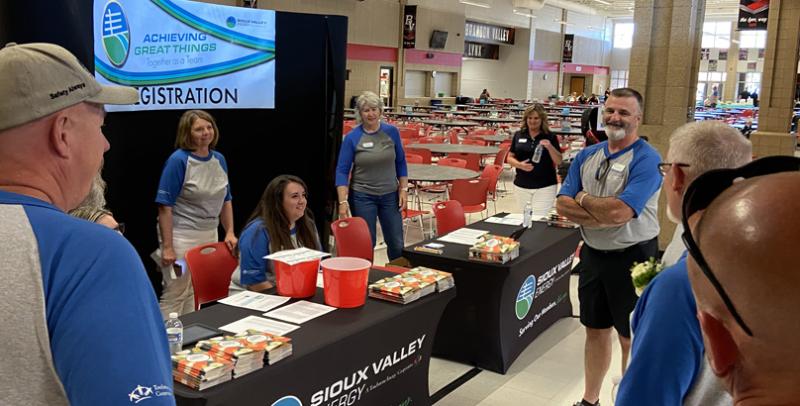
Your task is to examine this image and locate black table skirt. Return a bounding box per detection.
[175,270,455,406]
[404,219,580,373]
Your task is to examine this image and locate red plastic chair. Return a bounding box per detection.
[437,157,467,168]
[330,218,404,273]
[185,242,239,310]
[448,129,460,145]
[432,200,466,236]
[418,136,446,144]
[405,148,432,164]
[450,178,489,220]
[461,138,486,146]
[447,152,481,172]
[405,153,424,164]
[402,207,431,242]
[480,164,503,214]
[399,128,419,139]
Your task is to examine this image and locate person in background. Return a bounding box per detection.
[750,90,759,107]
[616,121,751,406]
[69,170,122,231]
[603,88,611,101]
[556,88,662,406]
[710,85,719,106]
[0,42,173,404]
[687,166,800,405]
[335,91,408,261]
[479,88,491,102]
[155,110,237,318]
[578,93,588,104]
[588,94,600,104]
[229,175,321,294]
[506,104,562,219]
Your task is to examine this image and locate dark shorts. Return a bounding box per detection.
[578,237,659,337]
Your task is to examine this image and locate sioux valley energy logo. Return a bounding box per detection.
[515,275,536,320]
[101,0,131,67]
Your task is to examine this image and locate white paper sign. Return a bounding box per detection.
[265,247,331,265]
[263,300,336,324]
[218,315,299,336]
[218,291,290,312]
[437,228,489,246]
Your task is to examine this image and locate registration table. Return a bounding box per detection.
[175,270,455,406]
[403,219,581,373]
[406,143,498,155]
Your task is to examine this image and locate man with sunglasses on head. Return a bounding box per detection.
[557,88,662,406]
[616,121,751,406]
[685,160,800,405]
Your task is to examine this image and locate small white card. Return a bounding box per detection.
[218,315,299,336]
[218,291,290,313]
[485,216,524,226]
[264,247,331,265]
[263,300,336,324]
[437,228,489,245]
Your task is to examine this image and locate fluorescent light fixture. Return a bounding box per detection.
[592,0,612,5]
[513,8,537,18]
[459,0,491,8]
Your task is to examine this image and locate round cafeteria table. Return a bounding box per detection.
[407,163,480,182]
[419,120,480,132]
[384,111,433,119]
[474,134,511,143]
[407,143,499,155]
[467,116,519,125]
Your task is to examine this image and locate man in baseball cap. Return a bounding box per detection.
[0,43,175,404]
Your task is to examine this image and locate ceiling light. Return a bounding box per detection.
[513,8,537,18]
[592,0,612,5]
[459,0,491,8]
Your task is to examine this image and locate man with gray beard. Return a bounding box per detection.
[557,88,662,406]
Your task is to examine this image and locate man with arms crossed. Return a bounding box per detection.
[0,43,174,404]
[556,88,662,406]
[616,120,751,405]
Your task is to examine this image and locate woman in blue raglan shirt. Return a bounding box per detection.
[335,91,408,260]
[155,110,237,318]
[230,175,321,293]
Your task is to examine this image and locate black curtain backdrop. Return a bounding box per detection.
[1,1,347,296]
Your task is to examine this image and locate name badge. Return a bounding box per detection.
[611,163,626,173]
[362,142,374,148]
[518,138,528,143]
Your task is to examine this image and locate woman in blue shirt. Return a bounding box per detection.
[335,91,408,260]
[231,175,321,292]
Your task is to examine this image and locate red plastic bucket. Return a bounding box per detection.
[321,257,371,308]
[274,258,320,298]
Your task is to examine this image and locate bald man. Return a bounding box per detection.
[688,171,800,405]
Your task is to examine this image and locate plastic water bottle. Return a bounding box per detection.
[532,143,543,163]
[523,202,533,228]
[165,312,183,354]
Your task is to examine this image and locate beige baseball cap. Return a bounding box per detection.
[0,42,139,131]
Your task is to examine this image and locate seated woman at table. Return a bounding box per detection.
[335,91,408,261]
[229,175,321,294]
[479,88,491,102]
[587,94,599,104]
[506,104,562,219]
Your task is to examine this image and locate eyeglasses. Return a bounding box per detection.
[681,155,800,337]
[658,162,690,176]
[113,222,126,235]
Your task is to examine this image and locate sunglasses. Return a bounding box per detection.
[657,162,690,176]
[681,155,800,337]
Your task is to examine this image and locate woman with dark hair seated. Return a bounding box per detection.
[230,175,321,294]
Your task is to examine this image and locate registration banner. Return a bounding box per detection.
[93,0,276,111]
[738,0,769,30]
[403,5,417,49]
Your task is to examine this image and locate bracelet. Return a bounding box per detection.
[577,193,588,207]
[339,201,349,205]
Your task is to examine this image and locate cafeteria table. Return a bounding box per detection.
[175,270,455,406]
[473,134,511,143]
[406,143,499,155]
[407,163,479,182]
[384,111,433,119]
[404,217,581,373]
[467,116,519,126]
[420,119,480,132]
[550,127,583,136]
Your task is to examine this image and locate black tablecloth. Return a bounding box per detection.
[403,219,580,373]
[175,270,455,406]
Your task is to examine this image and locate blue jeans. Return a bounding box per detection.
[349,190,404,260]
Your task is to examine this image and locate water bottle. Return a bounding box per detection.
[165,312,183,354]
[532,143,543,163]
[523,202,533,228]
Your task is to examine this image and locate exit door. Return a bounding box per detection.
[570,76,585,95]
[380,67,394,108]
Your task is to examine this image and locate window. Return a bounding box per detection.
[610,70,628,90]
[739,30,766,49]
[613,23,634,49]
[404,70,426,97]
[743,72,761,93]
[696,71,727,101]
[701,21,731,49]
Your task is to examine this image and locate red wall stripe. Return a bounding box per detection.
[528,60,559,71]
[404,49,462,67]
[347,44,398,62]
[529,61,609,75]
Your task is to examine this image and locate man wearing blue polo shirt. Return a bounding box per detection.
[0,43,174,404]
[556,88,662,406]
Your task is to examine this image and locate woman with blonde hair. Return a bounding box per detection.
[154,110,237,317]
[506,104,562,218]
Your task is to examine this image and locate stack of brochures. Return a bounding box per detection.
[368,267,455,304]
[172,350,233,390]
[196,336,264,378]
[234,329,293,365]
[468,234,520,264]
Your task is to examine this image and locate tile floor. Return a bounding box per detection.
[369,168,624,406]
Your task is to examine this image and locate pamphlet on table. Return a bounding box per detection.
[263,300,336,324]
[219,315,299,336]
[437,227,489,245]
[218,291,290,312]
[368,267,454,304]
[264,247,330,265]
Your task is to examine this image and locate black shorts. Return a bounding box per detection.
[578,238,659,337]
